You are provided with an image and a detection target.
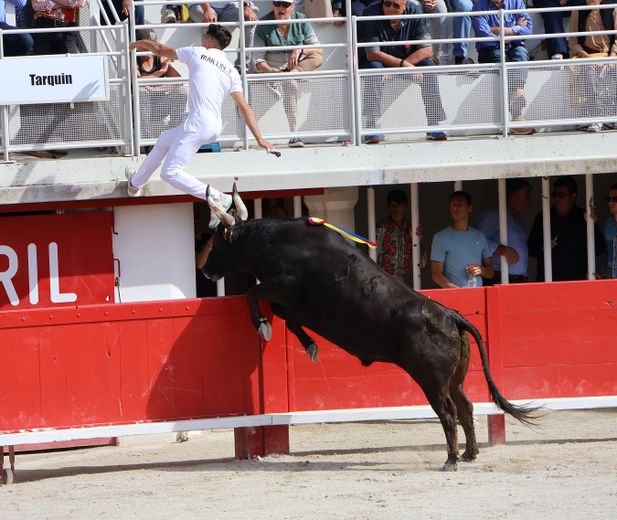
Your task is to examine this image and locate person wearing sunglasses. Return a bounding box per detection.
[253,0,323,148]
[599,183,617,278]
[358,0,448,143]
[528,176,605,281]
[472,0,534,135]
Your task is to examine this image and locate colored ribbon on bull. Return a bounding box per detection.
[307,217,376,249]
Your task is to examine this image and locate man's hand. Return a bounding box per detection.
[244,6,257,22]
[516,17,527,28]
[332,9,345,27]
[122,0,130,16]
[495,245,520,264]
[257,138,276,153]
[202,4,217,23]
[423,0,437,10]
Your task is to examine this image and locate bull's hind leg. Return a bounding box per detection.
[450,332,479,462]
[286,322,319,362]
[423,386,460,471]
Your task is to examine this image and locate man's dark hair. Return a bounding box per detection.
[553,175,578,195]
[207,24,232,49]
[387,189,407,205]
[450,190,472,205]
[506,178,531,198]
[610,183,617,191]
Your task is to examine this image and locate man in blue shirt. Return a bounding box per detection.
[431,191,494,288]
[1,0,33,56]
[601,183,617,279]
[478,178,532,284]
[358,0,447,143]
[472,0,533,134]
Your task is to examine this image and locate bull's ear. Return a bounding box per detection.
[208,200,235,228]
[233,182,248,221]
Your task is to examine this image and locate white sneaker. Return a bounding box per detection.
[125,166,141,197]
[162,8,176,23]
[587,123,602,133]
[208,192,233,229]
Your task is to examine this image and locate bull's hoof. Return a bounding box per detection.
[306,343,319,363]
[258,320,272,341]
[461,450,478,462]
[442,461,458,472]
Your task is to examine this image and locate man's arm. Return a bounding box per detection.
[230,91,274,151]
[431,260,458,288]
[129,39,178,61]
[481,256,495,279]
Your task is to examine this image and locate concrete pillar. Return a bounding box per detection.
[304,187,359,231]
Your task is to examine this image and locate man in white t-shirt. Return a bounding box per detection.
[127,25,274,228]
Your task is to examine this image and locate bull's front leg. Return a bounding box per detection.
[245,279,299,343]
[286,322,319,363]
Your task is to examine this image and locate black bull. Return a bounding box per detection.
[203,191,538,471]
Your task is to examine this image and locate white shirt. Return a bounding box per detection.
[176,46,242,133]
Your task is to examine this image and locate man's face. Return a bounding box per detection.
[388,200,407,222]
[489,0,504,7]
[551,185,577,216]
[273,0,294,19]
[607,189,617,216]
[449,196,472,221]
[509,186,531,215]
[382,0,406,16]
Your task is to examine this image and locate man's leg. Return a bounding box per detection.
[506,46,530,119]
[448,0,473,62]
[533,0,568,58]
[1,22,34,56]
[418,0,449,64]
[130,125,182,189]
[416,59,447,127]
[359,59,384,141]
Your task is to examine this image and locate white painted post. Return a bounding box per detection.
[367,187,377,262]
[542,177,553,282]
[293,196,302,218]
[498,178,509,283]
[411,183,421,290]
[585,174,596,279]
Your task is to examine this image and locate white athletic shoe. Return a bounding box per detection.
[208,192,233,229]
[125,166,141,197]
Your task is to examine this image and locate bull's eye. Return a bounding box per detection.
[224,228,232,239]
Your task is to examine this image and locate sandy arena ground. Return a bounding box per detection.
[1,409,616,519]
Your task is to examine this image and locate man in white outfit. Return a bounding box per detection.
[127,24,274,228]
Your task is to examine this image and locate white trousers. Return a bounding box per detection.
[132,123,224,201]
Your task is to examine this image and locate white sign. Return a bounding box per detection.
[0,55,109,105]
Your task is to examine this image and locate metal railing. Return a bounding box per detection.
[1,1,617,161]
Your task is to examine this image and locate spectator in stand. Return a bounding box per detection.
[135,29,187,139]
[101,0,144,26]
[477,178,532,284]
[162,4,189,23]
[600,182,617,278]
[1,0,33,56]
[449,0,474,65]
[531,0,570,60]
[412,0,449,65]
[331,0,372,25]
[568,0,617,133]
[528,175,605,281]
[358,0,448,143]
[189,2,260,72]
[431,191,494,288]
[253,0,323,148]
[376,189,425,282]
[31,0,88,54]
[472,0,534,135]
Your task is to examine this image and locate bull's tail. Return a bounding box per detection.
[454,312,540,426]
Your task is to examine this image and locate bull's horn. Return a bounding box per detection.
[208,199,235,228]
[233,182,248,221]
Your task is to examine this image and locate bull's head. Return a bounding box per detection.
[202,183,248,281]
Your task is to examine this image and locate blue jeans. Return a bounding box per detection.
[478,45,530,118]
[448,0,473,59]
[360,58,446,128]
[532,0,568,58]
[1,21,34,56]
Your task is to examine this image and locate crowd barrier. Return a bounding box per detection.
[1,280,616,481]
[1,4,617,159]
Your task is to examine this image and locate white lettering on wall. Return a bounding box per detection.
[48,242,77,304]
[0,245,19,306]
[28,243,39,305]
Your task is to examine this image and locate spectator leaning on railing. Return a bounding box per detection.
[253,0,323,148]
[358,0,448,143]
[472,0,534,135]
[31,0,89,55]
[568,0,617,133]
[1,0,33,56]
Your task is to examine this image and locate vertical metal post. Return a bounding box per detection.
[254,198,263,219]
[1,106,9,163]
[499,9,509,137]
[367,187,377,262]
[345,0,356,144]
[411,183,421,290]
[352,16,362,146]
[585,173,596,279]
[293,196,302,217]
[498,178,509,283]
[128,24,139,157]
[216,278,225,296]
[542,177,553,282]
[239,1,250,150]
[454,181,462,191]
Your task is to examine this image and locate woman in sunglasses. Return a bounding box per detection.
[253,0,323,148]
[600,183,617,278]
